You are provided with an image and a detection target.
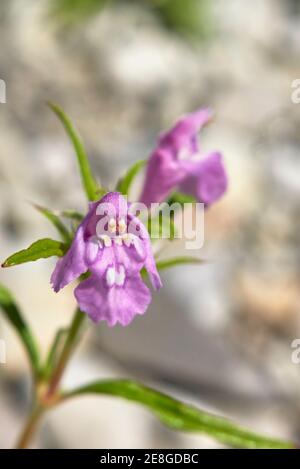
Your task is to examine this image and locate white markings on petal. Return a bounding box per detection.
[177,147,191,161]
[115,265,125,286]
[106,266,116,287]
[114,236,123,246]
[86,237,100,264]
[105,264,126,287]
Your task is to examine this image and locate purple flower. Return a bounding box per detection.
[140,108,228,207]
[179,152,228,207]
[51,192,162,327]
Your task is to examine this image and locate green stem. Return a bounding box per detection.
[43,327,68,380]
[46,308,86,397]
[15,404,44,449]
[14,308,86,449]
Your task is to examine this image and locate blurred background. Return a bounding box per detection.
[1,0,300,449]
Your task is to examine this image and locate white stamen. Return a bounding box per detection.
[118,218,127,234]
[114,236,123,246]
[108,218,117,233]
[122,233,134,247]
[100,235,112,247]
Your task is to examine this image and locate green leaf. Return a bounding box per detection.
[32,203,72,244]
[156,0,213,40]
[48,102,100,201]
[58,210,84,233]
[168,192,196,206]
[0,284,40,377]
[60,210,84,222]
[156,256,205,271]
[116,160,146,196]
[49,0,109,27]
[63,379,294,449]
[2,239,68,268]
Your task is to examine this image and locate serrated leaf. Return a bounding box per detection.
[48,102,100,201]
[2,239,68,268]
[32,203,71,244]
[156,256,205,271]
[117,160,146,196]
[63,379,294,449]
[0,284,40,377]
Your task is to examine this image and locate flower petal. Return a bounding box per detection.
[127,214,162,290]
[50,223,88,292]
[180,152,228,206]
[159,108,212,154]
[140,149,186,207]
[85,237,101,265]
[140,108,212,206]
[85,192,129,239]
[74,273,151,326]
[51,192,129,291]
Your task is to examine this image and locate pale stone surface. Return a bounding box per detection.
[1,0,300,448]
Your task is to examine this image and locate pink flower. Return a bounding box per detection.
[140,108,228,207]
[51,192,162,326]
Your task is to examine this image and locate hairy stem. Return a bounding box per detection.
[14,308,86,449]
[46,308,86,397]
[15,404,44,449]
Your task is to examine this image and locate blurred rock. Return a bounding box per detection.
[1,0,300,448]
